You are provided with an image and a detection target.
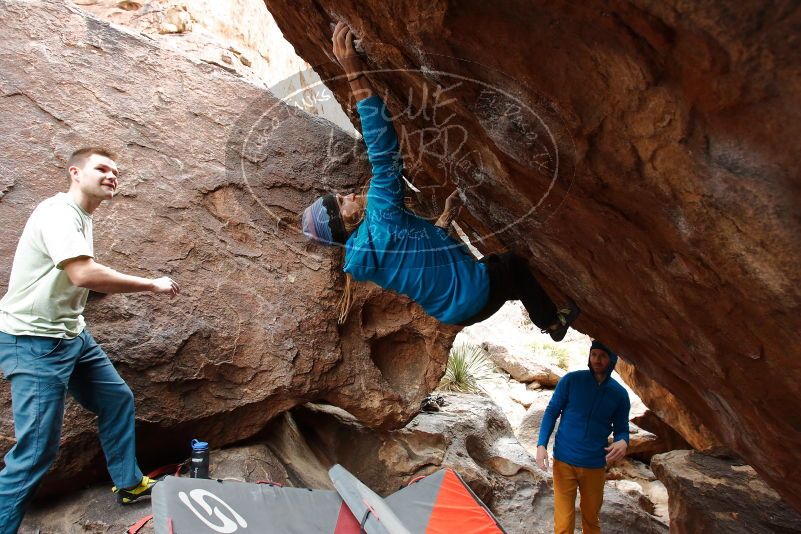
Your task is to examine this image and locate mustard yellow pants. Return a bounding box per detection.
[552,458,605,534]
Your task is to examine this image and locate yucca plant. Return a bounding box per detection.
[439,343,495,393]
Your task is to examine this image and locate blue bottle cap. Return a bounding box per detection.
[191,439,208,451]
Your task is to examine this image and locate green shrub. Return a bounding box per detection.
[439,343,495,393]
[542,343,570,371]
[537,342,571,371]
[553,347,570,371]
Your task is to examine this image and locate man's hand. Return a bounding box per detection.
[536,445,550,472]
[604,439,628,464]
[63,257,181,297]
[332,21,365,76]
[150,276,180,298]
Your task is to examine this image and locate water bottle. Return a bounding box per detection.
[189,439,209,479]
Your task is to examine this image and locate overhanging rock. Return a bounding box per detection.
[262,0,801,510]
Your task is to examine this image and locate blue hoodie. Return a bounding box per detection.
[537,343,630,468]
[343,95,490,324]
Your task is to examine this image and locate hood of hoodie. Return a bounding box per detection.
[588,340,618,381]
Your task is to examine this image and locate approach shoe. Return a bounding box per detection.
[113,475,156,504]
[546,298,580,342]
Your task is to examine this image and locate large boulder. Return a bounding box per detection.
[594,486,667,534]
[0,0,454,494]
[651,450,801,534]
[482,342,564,387]
[516,392,558,457]
[262,0,801,510]
[606,458,669,525]
[206,443,290,485]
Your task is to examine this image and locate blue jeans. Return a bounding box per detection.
[0,330,143,534]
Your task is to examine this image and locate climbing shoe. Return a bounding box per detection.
[421,393,447,412]
[113,476,157,504]
[421,394,441,412]
[545,298,580,342]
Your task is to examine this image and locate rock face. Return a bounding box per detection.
[631,410,691,454]
[651,450,801,534]
[78,0,354,132]
[206,444,290,484]
[0,0,454,494]
[616,359,721,452]
[262,0,801,510]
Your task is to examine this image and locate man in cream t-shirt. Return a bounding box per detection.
[0,147,179,534]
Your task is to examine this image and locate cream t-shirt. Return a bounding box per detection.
[0,192,94,338]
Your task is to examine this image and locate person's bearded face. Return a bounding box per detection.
[589,348,610,375]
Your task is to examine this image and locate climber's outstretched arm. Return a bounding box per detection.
[333,22,403,208]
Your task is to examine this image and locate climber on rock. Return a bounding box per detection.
[0,148,180,533]
[300,21,580,336]
[535,340,631,534]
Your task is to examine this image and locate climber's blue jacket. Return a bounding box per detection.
[537,346,630,468]
[343,95,490,324]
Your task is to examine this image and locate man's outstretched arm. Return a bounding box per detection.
[63,257,179,297]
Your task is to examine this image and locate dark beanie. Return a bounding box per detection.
[590,340,616,359]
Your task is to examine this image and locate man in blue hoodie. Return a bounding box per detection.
[536,341,630,534]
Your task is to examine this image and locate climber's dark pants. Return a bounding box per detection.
[460,252,558,329]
